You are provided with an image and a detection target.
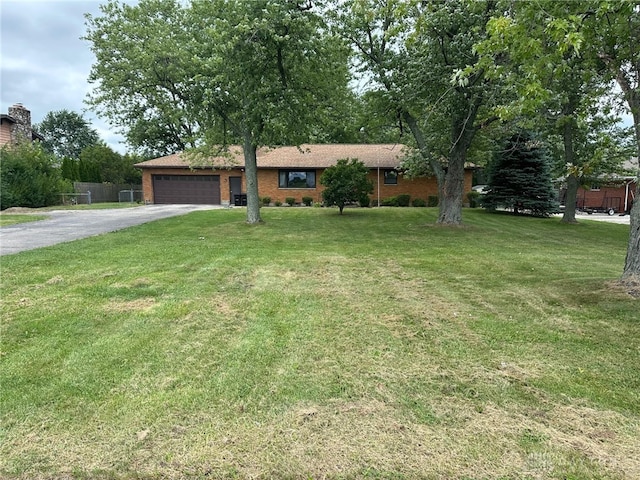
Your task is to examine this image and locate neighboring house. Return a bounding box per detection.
[135,144,474,206]
[0,103,43,146]
[571,159,639,214]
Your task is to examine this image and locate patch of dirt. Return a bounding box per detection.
[103,298,157,313]
[1,207,39,214]
[606,279,640,298]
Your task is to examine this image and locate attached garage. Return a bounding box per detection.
[152,174,221,204]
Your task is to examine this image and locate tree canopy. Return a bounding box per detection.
[86,0,352,223]
[320,158,373,214]
[331,0,505,225]
[35,110,101,160]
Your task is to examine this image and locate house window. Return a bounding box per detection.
[279,170,316,188]
[384,170,398,185]
[590,184,600,191]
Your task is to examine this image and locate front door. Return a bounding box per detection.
[229,176,242,204]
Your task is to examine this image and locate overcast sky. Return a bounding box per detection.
[2,1,634,158]
[1,0,136,153]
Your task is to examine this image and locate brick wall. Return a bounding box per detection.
[576,183,636,213]
[256,169,470,205]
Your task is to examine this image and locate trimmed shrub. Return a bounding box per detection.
[467,191,480,208]
[412,198,427,207]
[359,195,371,207]
[396,194,411,207]
[302,196,313,206]
[274,200,282,206]
[261,196,271,206]
[427,195,439,207]
[285,197,296,206]
[381,196,398,206]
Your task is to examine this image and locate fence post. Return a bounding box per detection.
[87,191,92,205]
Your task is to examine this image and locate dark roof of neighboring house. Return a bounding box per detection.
[0,114,16,124]
[600,158,639,182]
[622,158,639,175]
[135,144,409,169]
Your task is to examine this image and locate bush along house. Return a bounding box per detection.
[135,144,474,207]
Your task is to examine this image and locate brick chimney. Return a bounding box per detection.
[8,103,33,143]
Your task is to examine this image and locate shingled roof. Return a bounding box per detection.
[135,144,408,169]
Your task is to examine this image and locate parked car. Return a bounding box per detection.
[472,185,489,194]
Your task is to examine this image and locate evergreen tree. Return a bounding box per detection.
[482,131,559,217]
[61,157,80,181]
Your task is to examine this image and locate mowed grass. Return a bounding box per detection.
[1,208,638,479]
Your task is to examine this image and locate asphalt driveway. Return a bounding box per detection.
[0,204,221,256]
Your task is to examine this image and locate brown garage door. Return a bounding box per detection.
[152,175,221,204]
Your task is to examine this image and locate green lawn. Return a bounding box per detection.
[1,208,638,479]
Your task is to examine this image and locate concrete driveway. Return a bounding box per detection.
[0,204,222,256]
[571,212,631,224]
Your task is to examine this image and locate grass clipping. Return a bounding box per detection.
[7,398,638,479]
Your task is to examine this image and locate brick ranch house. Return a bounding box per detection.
[135,144,474,206]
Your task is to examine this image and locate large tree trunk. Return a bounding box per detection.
[622,187,640,281]
[438,148,465,224]
[621,115,640,281]
[403,110,469,225]
[621,94,640,280]
[599,56,640,281]
[561,111,579,223]
[242,133,262,224]
[437,103,480,225]
[562,174,579,223]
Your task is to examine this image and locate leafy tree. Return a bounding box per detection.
[320,158,373,214]
[0,142,71,210]
[332,0,504,225]
[482,131,559,217]
[121,153,143,184]
[85,0,198,157]
[475,1,631,224]
[85,0,351,224]
[579,1,640,281]
[34,110,101,160]
[476,0,639,280]
[77,143,140,184]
